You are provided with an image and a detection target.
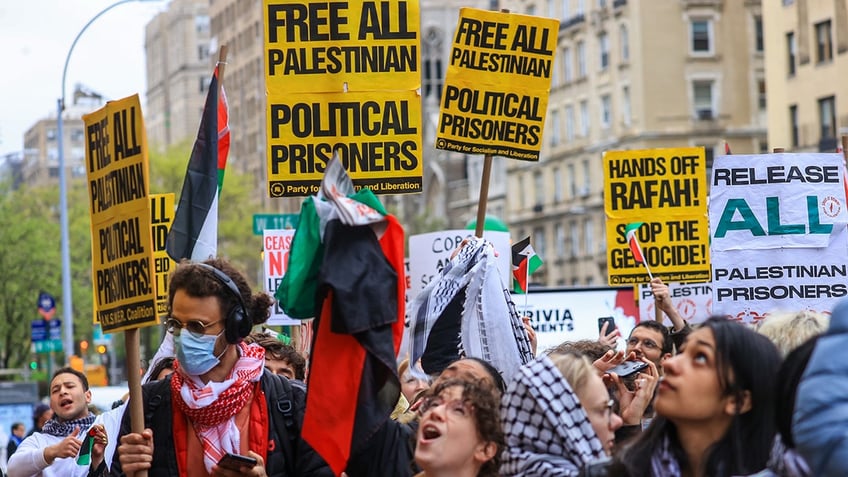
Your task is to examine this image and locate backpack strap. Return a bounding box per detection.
[262,370,299,477]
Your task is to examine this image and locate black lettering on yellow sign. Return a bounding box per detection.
[98,217,146,263]
[270,140,418,175]
[608,179,700,210]
[96,258,151,305]
[87,117,111,172]
[450,48,551,78]
[267,45,417,75]
[454,17,552,55]
[443,85,542,120]
[89,163,146,213]
[358,1,416,39]
[438,113,540,146]
[112,107,142,160]
[269,101,417,138]
[266,3,350,42]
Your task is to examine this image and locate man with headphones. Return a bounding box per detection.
[110,258,331,477]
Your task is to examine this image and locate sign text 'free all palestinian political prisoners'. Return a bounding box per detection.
[709,153,848,321]
[434,8,558,161]
[83,94,157,333]
[263,0,422,197]
[604,147,711,285]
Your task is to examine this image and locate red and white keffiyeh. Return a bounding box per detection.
[171,342,265,473]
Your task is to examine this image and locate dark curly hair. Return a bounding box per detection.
[168,258,273,329]
[418,378,505,477]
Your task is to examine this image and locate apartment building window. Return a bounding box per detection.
[582,159,591,192]
[690,19,712,54]
[200,75,212,93]
[577,41,587,78]
[758,79,766,112]
[815,20,833,64]
[584,218,594,256]
[622,85,632,126]
[599,33,609,70]
[563,48,573,82]
[620,24,629,62]
[527,4,536,15]
[577,0,585,15]
[548,0,556,19]
[70,128,85,142]
[196,15,210,34]
[556,223,566,258]
[534,171,545,207]
[693,80,714,120]
[789,104,799,147]
[422,28,444,100]
[46,128,56,141]
[534,226,547,259]
[549,109,561,146]
[567,163,576,197]
[562,0,570,18]
[580,99,590,136]
[554,167,563,202]
[787,32,796,76]
[566,105,575,141]
[600,94,612,129]
[570,220,580,257]
[754,16,763,52]
[819,96,836,141]
[198,44,210,61]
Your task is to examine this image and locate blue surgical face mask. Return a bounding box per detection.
[175,330,226,376]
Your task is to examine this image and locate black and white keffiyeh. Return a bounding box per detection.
[407,236,533,382]
[500,356,606,477]
[41,414,96,437]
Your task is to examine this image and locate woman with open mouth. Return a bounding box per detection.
[413,378,504,477]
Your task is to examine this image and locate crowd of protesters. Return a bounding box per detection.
[6,255,846,477]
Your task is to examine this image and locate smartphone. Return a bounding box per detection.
[217,453,258,471]
[597,316,616,336]
[608,360,648,379]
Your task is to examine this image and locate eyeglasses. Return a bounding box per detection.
[164,317,223,337]
[418,395,472,418]
[627,337,659,351]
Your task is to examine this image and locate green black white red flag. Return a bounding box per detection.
[624,222,653,279]
[166,64,230,261]
[512,236,543,293]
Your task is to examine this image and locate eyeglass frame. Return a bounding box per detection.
[626,336,659,351]
[164,317,225,337]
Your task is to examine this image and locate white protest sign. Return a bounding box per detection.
[512,287,639,355]
[407,230,511,299]
[709,153,848,322]
[264,229,299,326]
[637,282,712,325]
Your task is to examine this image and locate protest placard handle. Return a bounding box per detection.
[473,155,493,238]
[125,328,147,477]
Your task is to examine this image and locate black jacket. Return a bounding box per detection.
[107,370,332,476]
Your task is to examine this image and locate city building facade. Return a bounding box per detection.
[763,0,847,152]
[502,0,766,286]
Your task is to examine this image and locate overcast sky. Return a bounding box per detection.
[0,0,166,157]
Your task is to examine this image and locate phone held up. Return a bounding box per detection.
[608,360,648,379]
[217,453,258,471]
[597,316,616,337]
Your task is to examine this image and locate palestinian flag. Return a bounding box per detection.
[166,64,230,261]
[512,236,543,294]
[624,222,646,263]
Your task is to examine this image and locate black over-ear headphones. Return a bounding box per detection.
[196,263,250,344]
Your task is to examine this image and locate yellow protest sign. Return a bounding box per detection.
[263,0,420,93]
[150,193,175,319]
[266,89,423,197]
[83,94,157,333]
[604,147,711,285]
[435,8,557,160]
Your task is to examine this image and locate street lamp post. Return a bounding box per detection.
[57,0,156,360]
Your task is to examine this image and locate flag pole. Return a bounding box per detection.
[216,44,228,91]
[524,256,530,311]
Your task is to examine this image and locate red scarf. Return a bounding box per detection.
[171,342,265,471]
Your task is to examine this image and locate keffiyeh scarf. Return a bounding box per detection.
[41,414,96,437]
[171,342,265,473]
[500,356,606,476]
[408,236,533,381]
